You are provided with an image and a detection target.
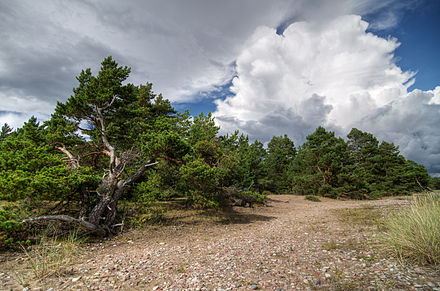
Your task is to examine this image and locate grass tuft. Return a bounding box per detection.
[381,193,440,265]
[21,229,83,280]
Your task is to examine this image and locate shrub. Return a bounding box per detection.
[178,158,224,208]
[262,190,272,196]
[0,204,30,248]
[381,193,440,265]
[240,190,267,204]
[305,195,321,202]
[318,184,336,198]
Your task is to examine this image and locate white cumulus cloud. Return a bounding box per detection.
[214,15,440,174]
[0,0,411,129]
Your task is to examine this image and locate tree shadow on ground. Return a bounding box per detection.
[260,197,290,207]
[202,208,276,225]
[150,199,276,227]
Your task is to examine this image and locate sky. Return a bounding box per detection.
[0,0,439,175]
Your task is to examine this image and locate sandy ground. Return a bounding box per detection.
[1,195,439,290]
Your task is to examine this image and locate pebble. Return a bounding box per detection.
[3,196,438,291]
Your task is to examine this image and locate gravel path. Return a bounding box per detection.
[2,195,440,290]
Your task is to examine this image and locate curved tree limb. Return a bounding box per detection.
[22,215,105,235]
[94,104,116,172]
[55,144,79,169]
[123,160,158,186]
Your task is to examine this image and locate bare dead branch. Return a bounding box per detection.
[123,160,158,186]
[55,144,79,169]
[94,104,116,171]
[102,95,117,110]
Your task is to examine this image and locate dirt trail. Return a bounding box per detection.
[2,195,439,290]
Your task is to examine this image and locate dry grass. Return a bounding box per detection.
[381,193,440,265]
[13,229,83,287]
[332,205,382,226]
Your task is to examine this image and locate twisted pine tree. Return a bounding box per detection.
[24,57,179,235]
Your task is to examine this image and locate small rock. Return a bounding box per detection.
[312,279,321,285]
[72,277,81,282]
[325,273,331,279]
[152,286,159,291]
[22,288,29,291]
[250,285,258,290]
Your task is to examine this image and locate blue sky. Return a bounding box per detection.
[365,0,440,91]
[0,0,439,174]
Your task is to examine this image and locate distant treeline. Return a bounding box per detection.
[0,57,434,245]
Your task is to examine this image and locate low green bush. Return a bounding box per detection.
[305,195,321,202]
[381,193,440,265]
[262,190,271,196]
[240,190,266,204]
[0,203,30,248]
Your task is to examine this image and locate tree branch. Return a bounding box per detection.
[94,104,116,171]
[102,95,117,110]
[55,144,79,169]
[22,215,104,234]
[82,150,120,166]
[77,126,93,132]
[123,160,158,186]
[160,155,183,165]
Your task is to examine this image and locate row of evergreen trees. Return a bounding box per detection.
[1,114,429,204]
[0,57,432,245]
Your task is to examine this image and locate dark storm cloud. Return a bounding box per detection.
[358,89,440,175]
[1,0,438,176]
[0,1,124,110]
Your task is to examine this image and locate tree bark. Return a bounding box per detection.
[87,159,158,231]
[78,184,89,220]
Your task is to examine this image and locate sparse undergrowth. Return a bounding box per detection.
[332,204,383,226]
[381,193,440,265]
[12,229,83,287]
